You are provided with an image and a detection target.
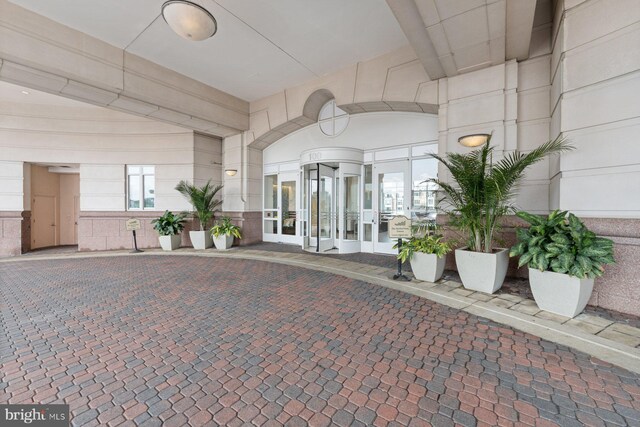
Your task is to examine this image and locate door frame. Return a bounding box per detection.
[338,163,362,253]
[277,171,299,244]
[372,160,411,254]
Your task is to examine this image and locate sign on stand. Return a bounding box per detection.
[126,218,143,253]
[389,215,412,281]
[389,216,412,239]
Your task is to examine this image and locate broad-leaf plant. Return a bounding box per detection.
[510,210,615,279]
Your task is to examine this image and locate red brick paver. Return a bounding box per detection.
[1,256,639,426]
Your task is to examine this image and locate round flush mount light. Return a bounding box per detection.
[225,169,237,176]
[161,1,217,41]
[458,133,491,147]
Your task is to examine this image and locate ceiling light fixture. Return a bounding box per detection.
[225,169,237,177]
[161,1,217,41]
[21,90,30,95]
[458,133,491,147]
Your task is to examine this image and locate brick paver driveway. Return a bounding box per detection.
[1,256,639,427]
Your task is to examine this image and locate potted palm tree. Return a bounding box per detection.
[211,216,241,250]
[429,135,573,293]
[151,210,187,251]
[510,210,615,317]
[175,180,223,250]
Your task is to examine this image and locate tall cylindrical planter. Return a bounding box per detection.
[455,248,508,294]
[529,268,594,318]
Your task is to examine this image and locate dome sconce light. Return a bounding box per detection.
[225,169,237,177]
[458,133,491,148]
[162,0,217,41]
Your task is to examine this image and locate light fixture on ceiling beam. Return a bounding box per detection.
[225,169,237,177]
[458,133,491,148]
[161,1,217,41]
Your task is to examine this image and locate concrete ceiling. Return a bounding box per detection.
[6,0,544,105]
[387,0,540,79]
[8,0,409,101]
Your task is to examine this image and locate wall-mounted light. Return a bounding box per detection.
[225,169,237,176]
[162,1,217,41]
[458,133,491,147]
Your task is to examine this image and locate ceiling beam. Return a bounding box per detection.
[506,0,538,60]
[386,0,446,80]
[0,0,249,137]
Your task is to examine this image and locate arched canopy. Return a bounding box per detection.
[250,89,437,150]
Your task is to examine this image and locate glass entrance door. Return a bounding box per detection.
[338,163,361,253]
[373,160,411,254]
[306,164,336,252]
[279,172,298,244]
[263,172,300,244]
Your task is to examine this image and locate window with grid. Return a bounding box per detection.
[127,166,155,210]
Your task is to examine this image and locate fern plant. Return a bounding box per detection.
[394,235,451,263]
[510,210,615,279]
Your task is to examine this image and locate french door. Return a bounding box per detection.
[262,172,299,244]
[372,160,411,254]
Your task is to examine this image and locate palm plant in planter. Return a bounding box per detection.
[211,216,241,250]
[510,210,615,317]
[175,180,223,250]
[395,233,451,282]
[429,135,573,293]
[151,210,187,251]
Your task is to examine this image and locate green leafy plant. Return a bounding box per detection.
[175,180,223,230]
[429,135,574,253]
[151,210,187,236]
[394,235,452,263]
[210,216,242,239]
[510,210,615,278]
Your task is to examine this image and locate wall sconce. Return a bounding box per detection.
[458,133,491,147]
[225,169,237,176]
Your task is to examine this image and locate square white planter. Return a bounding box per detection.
[410,253,446,282]
[190,230,213,250]
[213,235,234,250]
[529,268,594,318]
[455,248,508,294]
[159,234,181,251]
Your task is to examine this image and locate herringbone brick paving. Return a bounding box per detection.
[1,255,639,426]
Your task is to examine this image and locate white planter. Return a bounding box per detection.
[529,268,594,318]
[455,248,508,294]
[410,253,446,282]
[189,230,213,250]
[159,234,181,251]
[213,234,234,250]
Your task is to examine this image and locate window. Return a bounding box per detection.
[318,99,349,137]
[410,158,438,225]
[127,166,155,210]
